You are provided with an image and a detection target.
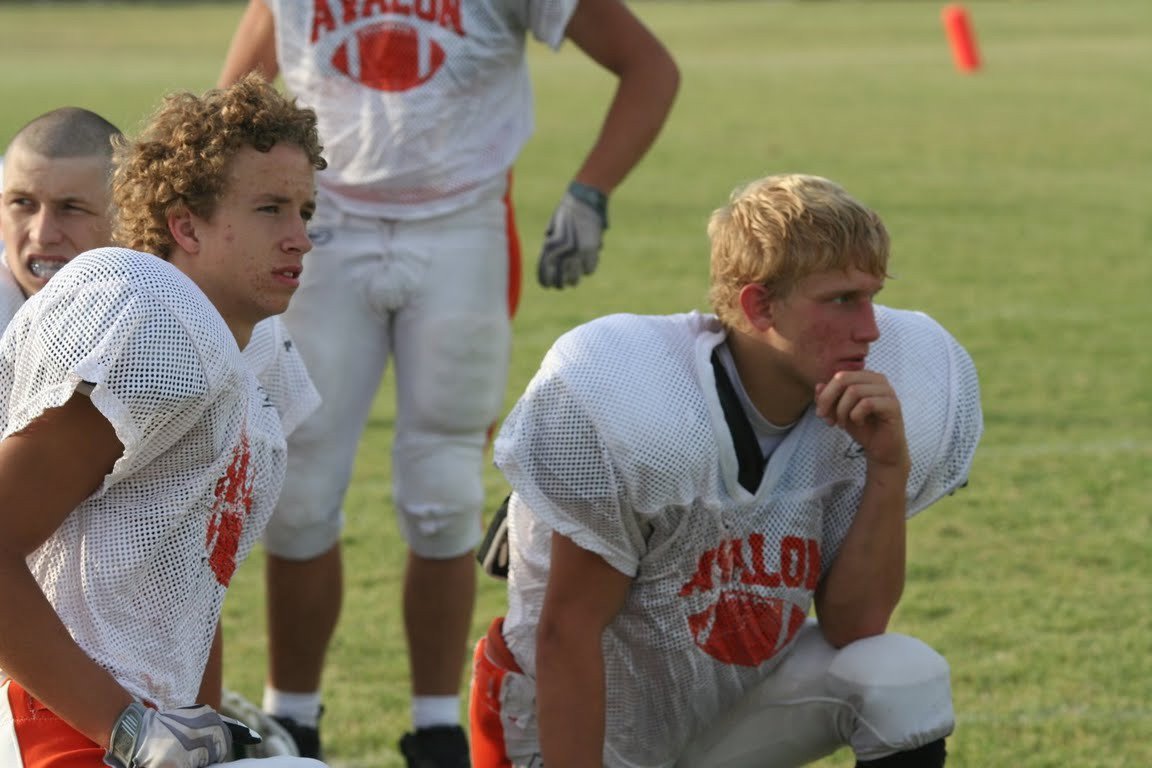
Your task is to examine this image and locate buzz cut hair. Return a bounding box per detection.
[7,107,123,159]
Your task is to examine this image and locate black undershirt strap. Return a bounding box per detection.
[710,349,765,494]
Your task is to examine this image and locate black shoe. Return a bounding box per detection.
[271,714,323,760]
[399,725,470,768]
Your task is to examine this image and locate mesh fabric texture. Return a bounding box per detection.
[497,308,983,768]
[268,0,577,219]
[0,247,319,708]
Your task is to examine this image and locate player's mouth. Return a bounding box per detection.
[28,257,69,280]
[835,356,867,372]
[273,265,303,287]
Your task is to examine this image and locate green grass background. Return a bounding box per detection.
[2,1,1150,765]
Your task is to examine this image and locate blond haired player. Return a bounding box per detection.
[0,107,121,327]
[471,174,984,768]
[0,75,329,768]
[217,1,679,763]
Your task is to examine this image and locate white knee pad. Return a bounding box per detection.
[393,431,486,558]
[826,634,954,761]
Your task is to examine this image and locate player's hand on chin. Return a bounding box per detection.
[814,370,910,473]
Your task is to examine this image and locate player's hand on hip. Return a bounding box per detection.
[538,181,609,289]
[104,702,260,768]
[815,370,910,472]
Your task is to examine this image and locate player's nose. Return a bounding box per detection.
[29,209,65,246]
[285,216,312,255]
[853,301,880,343]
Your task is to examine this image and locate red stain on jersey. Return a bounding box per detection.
[205,432,254,586]
[680,533,821,666]
[332,23,446,92]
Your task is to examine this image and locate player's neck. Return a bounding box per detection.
[724,331,813,426]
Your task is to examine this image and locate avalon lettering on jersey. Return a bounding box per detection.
[205,432,255,587]
[679,534,821,597]
[311,0,464,42]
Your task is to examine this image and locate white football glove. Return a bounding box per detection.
[104,702,259,768]
[538,181,609,289]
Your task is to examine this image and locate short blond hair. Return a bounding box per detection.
[707,174,890,329]
[112,73,326,259]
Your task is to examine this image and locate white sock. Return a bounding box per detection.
[262,687,322,727]
[411,695,460,729]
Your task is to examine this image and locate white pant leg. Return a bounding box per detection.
[389,189,513,558]
[677,621,953,768]
[263,200,396,559]
[0,681,21,768]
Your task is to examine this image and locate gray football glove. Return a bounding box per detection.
[538,181,609,289]
[104,702,260,768]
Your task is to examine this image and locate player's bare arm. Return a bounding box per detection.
[564,0,680,195]
[0,392,131,746]
[219,0,280,88]
[536,531,631,768]
[813,370,910,648]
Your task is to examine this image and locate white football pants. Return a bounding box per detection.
[264,183,517,560]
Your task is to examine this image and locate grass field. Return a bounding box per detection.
[2,1,1150,766]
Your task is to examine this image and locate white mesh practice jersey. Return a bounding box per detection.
[497,308,983,768]
[0,263,22,332]
[0,247,319,709]
[266,0,578,219]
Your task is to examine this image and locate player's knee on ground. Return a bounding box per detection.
[826,634,954,761]
[394,432,486,558]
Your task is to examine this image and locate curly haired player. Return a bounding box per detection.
[0,75,328,768]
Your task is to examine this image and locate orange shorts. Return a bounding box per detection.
[468,617,524,768]
[1,680,105,768]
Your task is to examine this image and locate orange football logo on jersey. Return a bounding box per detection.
[331,23,445,92]
[687,591,806,667]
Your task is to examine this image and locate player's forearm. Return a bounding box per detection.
[218,0,280,87]
[573,48,680,194]
[536,624,608,768]
[196,622,224,708]
[0,557,134,747]
[815,462,908,648]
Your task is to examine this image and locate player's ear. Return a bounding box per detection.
[738,283,775,332]
[168,206,200,254]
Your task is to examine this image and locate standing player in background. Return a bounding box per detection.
[217,1,679,764]
[471,174,983,767]
[0,74,328,768]
[1,107,121,328]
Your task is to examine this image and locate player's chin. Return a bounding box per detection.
[258,291,296,319]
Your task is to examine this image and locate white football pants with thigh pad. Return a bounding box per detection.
[676,621,954,768]
[264,186,512,560]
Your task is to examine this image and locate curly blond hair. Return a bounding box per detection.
[707,174,890,330]
[112,73,326,258]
